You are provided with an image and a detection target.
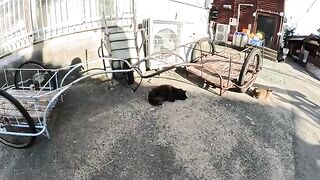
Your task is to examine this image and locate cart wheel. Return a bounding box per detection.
[190,37,215,63]
[0,90,36,148]
[238,49,263,93]
[14,61,55,90]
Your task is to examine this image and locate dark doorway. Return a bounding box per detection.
[257,15,276,48]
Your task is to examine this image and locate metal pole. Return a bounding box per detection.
[45,0,49,39]
[83,0,86,20]
[3,2,6,36]
[54,0,58,35]
[8,1,11,32]
[30,0,37,39]
[39,0,44,39]
[65,0,68,22]
[13,0,15,32]
[0,3,4,44]
[236,4,240,32]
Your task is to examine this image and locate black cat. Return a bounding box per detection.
[148,85,188,106]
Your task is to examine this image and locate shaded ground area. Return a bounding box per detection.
[0,66,296,180]
[1,55,320,179]
[257,58,320,180]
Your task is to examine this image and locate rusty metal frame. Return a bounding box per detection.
[133,44,262,96]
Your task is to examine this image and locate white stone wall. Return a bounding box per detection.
[135,0,210,41]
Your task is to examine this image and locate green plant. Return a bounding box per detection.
[283,26,296,46]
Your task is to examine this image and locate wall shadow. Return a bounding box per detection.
[254,82,320,127]
[293,134,320,180]
[0,79,302,179]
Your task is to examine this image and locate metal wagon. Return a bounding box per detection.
[0,58,133,148]
[0,38,262,148]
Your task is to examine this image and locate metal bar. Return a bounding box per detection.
[108,0,111,19]
[168,0,207,9]
[83,0,86,20]
[31,0,40,39]
[12,0,15,34]
[39,0,44,38]
[22,0,26,32]
[59,0,62,33]
[8,1,11,33]
[55,70,59,89]
[115,0,118,20]
[65,0,68,23]
[0,126,46,137]
[15,115,20,125]
[35,70,59,96]
[226,57,232,89]
[89,0,92,27]
[36,116,43,126]
[17,0,21,37]
[3,1,7,39]
[19,70,24,90]
[27,0,33,43]
[102,0,105,16]
[5,67,57,71]
[54,0,58,35]
[4,69,9,87]
[0,3,4,44]
[45,0,49,38]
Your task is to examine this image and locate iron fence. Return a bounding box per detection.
[0,0,134,58]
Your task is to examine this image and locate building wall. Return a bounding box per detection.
[234,0,258,32]
[213,0,285,49]
[135,0,210,40]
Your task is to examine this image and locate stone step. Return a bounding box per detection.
[109,31,135,42]
[263,53,277,62]
[258,46,277,54]
[263,50,277,59]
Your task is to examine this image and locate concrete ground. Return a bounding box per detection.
[0,57,319,179]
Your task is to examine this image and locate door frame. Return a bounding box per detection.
[253,11,281,49]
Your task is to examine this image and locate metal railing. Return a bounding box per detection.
[0,0,134,58]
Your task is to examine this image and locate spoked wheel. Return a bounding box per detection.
[238,49,263,93]
[14,61,55,90]
[0,90,36,148]
[190,37,215,63]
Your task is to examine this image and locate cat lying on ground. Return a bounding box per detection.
[252,87,273,100]
[148,85,188,106]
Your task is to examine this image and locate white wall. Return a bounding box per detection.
[285,0,320,35]
[135,0,210,40]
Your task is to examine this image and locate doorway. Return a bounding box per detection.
[256,15,277,48]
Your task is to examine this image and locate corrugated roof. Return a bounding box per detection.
[288,34,320,45]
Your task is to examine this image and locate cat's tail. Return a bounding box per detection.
[148,95,164,106]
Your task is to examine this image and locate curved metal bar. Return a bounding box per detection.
[132,50,185,68]
[0,127,46,137]
[36,70,59,96]
[42,70,134,133]
[59,58,133,87]
[59,63,85,88]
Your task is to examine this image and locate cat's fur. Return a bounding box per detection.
[148,85,188,106]
[252,87,273,100]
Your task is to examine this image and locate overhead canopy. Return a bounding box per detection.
[305,34,320,46]
[288,34,320,46]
